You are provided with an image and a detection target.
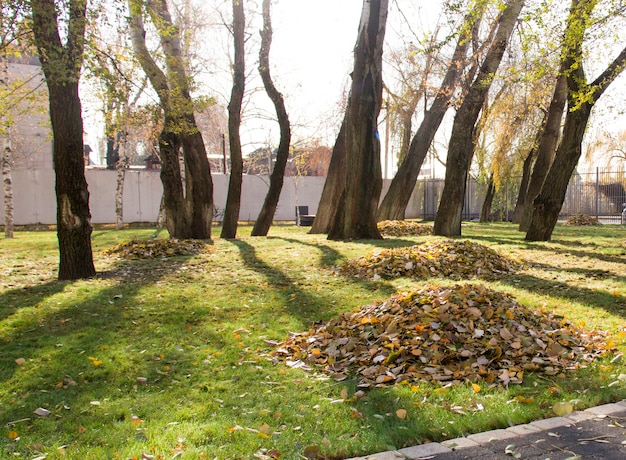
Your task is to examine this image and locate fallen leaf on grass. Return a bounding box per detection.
[15,358,25,365]
[303,445,320,460]
[396,408,408,420]
[8,430,18,439]
[553,401,574,416]
[33,408,50,417]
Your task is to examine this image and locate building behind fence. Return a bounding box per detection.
[2,167,625,226]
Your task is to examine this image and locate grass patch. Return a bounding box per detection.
[1,222,625,459]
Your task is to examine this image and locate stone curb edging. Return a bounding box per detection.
[346,400,626,460]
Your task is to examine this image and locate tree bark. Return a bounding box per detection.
[433,0,525,237]
[221,0,245,239]
[115,135,128,230]
[511,120,544,223]
[31,0,95,280]
[129,0,213,239]
[518,73,567,230]
[526,0,626,241]
[1,54,14,239]
[377,7,484,221]
[309,116,347,234]
[479,174,495,222]
[327,0,389,241]
[2,140,13,239]
[252,0,291,236]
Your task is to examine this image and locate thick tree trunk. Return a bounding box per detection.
[310,117,347,234]
[129,0,213,240]
[31,0,95,280]
[377,8,483,221]
[252,0,291,237]
[180,127,213,239]
[433,0,525,237]
[518,74,567,230]
[221,0,246,239]
[479,175,495,222]
[327,0,389,241]
[158,122,187,237]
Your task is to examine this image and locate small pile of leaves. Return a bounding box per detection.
[104,238,212,259]
[377,220,433,237]
[565,214,601,226]
[339,240,521,280]
[273,284,614,387]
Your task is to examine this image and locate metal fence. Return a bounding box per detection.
[412,168,626,224]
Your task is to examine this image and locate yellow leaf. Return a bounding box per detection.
[396,408,407,420]
[553,401,573,416]
[259,422,271,435]
[8,430,18,439]
[92,360,103,366]
[472,383,481,393]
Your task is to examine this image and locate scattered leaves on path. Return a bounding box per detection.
[339,240,522,280]
[104,238,212,259]
[273,284,614,388]
[377,220,433,237]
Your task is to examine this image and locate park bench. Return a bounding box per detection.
[296,206,315,226]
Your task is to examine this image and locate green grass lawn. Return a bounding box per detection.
[1,222,625,459]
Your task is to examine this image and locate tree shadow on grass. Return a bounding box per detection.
[227,239,397,324]
[0,252,227,401]
[500,271,626,319]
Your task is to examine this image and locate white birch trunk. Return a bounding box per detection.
[115,134,128,230]
[1,55,14,238]
[2,140,13,238]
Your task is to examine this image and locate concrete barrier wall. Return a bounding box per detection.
[5,169,422,225]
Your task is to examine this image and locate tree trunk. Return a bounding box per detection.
[518,74,567,230]
[1,54,14,239]
[158,121,187,237]
[252,0,291,237]
[2,140,13,239]
[180,126,213,239]
[377,7,484,221]
[433,0,525,237]
[115,136,128,230]
[511,134,540,223]
[479,174,495,222]
[221,0,246,239]
[327,0,389,241]
[310,117,347,234]
[526,1,626,241]
[129,0,214,240]
[526,105,591,240]
[31,0,95,280]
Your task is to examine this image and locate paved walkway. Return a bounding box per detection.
[348,401,626,459]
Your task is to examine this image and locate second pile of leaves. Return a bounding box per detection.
[273,283,614,388]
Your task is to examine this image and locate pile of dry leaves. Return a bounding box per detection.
[339,240,521,280]
[377,220,433,237]
[105,238,212,259]
[565,215,601,226]
[273,284,614,388]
